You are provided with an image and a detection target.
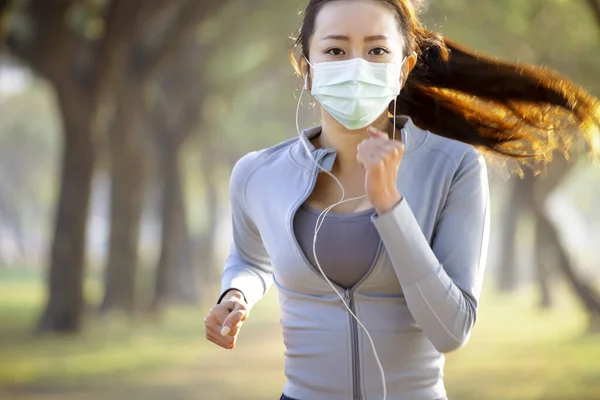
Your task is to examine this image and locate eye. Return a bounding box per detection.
[369,47,390,56]
[326,47,346,56]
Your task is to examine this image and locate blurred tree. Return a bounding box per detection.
[0,1,11,43]
[0,78,60,266]
[422,0,600,331]
[100,0,225,315]
[147,46,202,309]
[587,0,600,35]
[526,0,600,329]
[149,0,296,308]
[3,0,147,333]
[530,155,600,332]
[103,0,289,313]
[495,175,533,294]
[2,0,233,326]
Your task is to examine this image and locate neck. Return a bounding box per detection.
[316,113,395,172]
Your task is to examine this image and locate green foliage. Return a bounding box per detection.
[422,0,600,95]
[65,0,108,41]
[196,1,304,153]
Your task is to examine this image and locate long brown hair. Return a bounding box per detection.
[290,0,600,166]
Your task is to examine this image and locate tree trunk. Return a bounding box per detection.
[586,0,600,37]
[533,203,600,334]
[100,83,146,314]
[152,141,195,309]
[195,138,220,303]
[37,87,95,334]
[0,193,25,262]
[195,202,218,302]
[590,313,600,334]
[497,175,532,292]
[533,215,553,308]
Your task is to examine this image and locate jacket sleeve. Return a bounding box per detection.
[217,154,273,309]
[371,148,489,353]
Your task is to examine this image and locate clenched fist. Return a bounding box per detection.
[356,126,404,214]
[204,290,249,350]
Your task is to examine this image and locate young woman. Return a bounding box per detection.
[203,1,600,399]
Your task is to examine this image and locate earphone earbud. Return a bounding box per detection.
[304,73,309,91]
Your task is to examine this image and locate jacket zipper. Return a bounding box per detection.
[344,244,383,400]
[289,148,384,400]
[345,288,361,400]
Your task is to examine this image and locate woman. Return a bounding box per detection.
[203,1,600,399]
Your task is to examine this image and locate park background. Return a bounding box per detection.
[1,0,600,399]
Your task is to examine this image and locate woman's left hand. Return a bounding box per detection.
[356,126,404,214]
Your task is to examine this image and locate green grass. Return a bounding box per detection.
[0,267,599,400]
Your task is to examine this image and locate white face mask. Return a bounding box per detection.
[307,57,405,131]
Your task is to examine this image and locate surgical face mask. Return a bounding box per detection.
[306,57,405,131]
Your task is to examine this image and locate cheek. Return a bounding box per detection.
[307,48,328,65]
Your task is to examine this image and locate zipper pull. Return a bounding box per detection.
[344,289,351,302]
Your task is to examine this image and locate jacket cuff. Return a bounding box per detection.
[218,267,265,308]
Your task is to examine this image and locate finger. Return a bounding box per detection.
[205,325,237,345]
[357,139,395,164]
[357,147,384,168]
[371,140,404,160]
[356,148,369,166]
[389,141,404,162]
[367,157,386,171]
[203,311,221,326]
[369,139,397,153]
[357,140,382,161]
[358,143,397,165]
[357,152,385,171]
[367,126,389,140]
[210,320,243,337]
[206,332,235,349]
[207,326,231,341]
[220,300,236,313]
[392,140,404,152]
[223,308,247,328]
[228,325,243,337]
[208,303,231,324]
[213,334,235,350]
[205,324,228,338]
[359,135,400,154]
[221,309,247,335]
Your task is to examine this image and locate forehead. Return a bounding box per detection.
[313,0,402,41]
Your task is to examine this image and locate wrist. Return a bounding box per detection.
[221,289,246,304]
[373,191,402,215]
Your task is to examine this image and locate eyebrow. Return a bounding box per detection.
[321,34,389,42]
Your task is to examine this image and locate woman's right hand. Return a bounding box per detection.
[204,289,249,350]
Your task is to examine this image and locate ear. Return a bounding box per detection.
[299,56,311,91]
[400,52,418,88]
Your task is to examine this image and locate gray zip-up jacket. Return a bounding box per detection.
[219,117,490,400]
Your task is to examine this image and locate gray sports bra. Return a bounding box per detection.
[293,203,380,289]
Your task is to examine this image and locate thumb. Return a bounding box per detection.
[368,126,389,140]
[220,306,247,336]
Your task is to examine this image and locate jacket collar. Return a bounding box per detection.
[290,115,427,173]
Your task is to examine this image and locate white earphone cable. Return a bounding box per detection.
[295,82,401,400]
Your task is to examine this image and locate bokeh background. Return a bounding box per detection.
[1,1,600,399]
